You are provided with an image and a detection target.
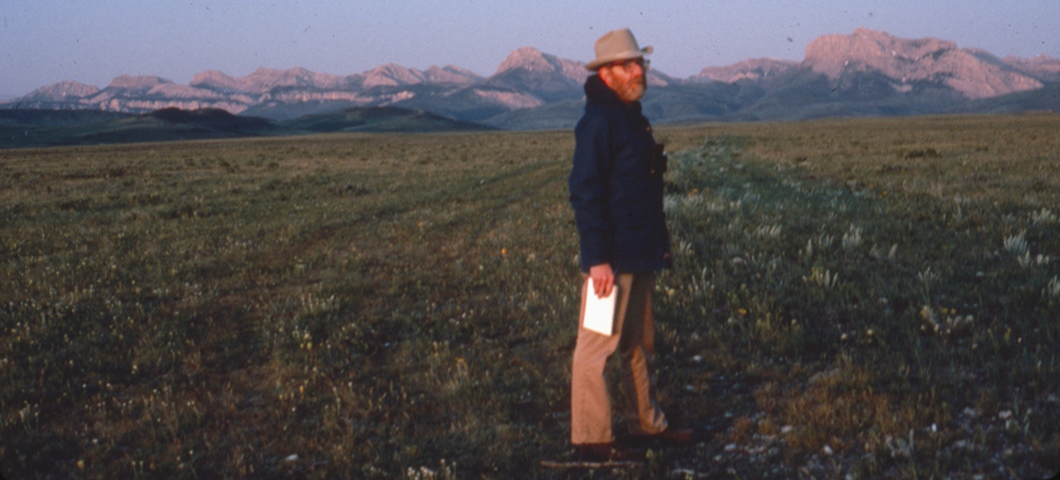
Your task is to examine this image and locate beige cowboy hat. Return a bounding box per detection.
[585,28,653,71]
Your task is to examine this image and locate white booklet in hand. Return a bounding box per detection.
[583,278,618,336]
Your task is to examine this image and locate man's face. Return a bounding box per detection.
[599,57,648,104]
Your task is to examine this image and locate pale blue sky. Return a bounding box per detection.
[1,0,1057,97]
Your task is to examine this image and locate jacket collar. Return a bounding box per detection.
[584,74,641,115]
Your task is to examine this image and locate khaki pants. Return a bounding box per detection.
[571,272,668,445]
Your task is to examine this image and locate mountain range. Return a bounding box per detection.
[5,28,1060,130]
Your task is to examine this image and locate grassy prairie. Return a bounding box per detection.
[1,115,1059,479]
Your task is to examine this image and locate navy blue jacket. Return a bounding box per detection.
[568,75,672,274]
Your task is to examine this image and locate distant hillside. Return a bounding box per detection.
[0,109,129,128]
[282,106,494,133]
[0,106,494,149]
[0,108,281,149]
[963,81,1060,114]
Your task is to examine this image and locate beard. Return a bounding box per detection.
[600,63,649,104]
[615,75,647,103]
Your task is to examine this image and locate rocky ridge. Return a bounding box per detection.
[695,58,799,83]
[1001,54,1060,83]
[804,28,1042,98]
[495,46,588,83]
[20,80,101,102]
[191,67,346,95]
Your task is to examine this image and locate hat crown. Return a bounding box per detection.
[595,29,641,58]
[586,28,653,71]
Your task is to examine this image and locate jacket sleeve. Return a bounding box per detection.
[568,112,614,273]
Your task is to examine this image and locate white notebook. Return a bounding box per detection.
[583,278,618,335]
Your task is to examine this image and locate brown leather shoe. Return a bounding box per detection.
[575,443,646,462]
[628,426,695,447]
[653,426,694,445]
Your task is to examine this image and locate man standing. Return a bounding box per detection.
[568,28,692,461]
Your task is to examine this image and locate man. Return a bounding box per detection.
[568,28,693,461]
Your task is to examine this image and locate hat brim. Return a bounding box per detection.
[585,46,653,71]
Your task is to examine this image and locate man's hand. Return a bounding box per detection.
[589,263,615,298]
